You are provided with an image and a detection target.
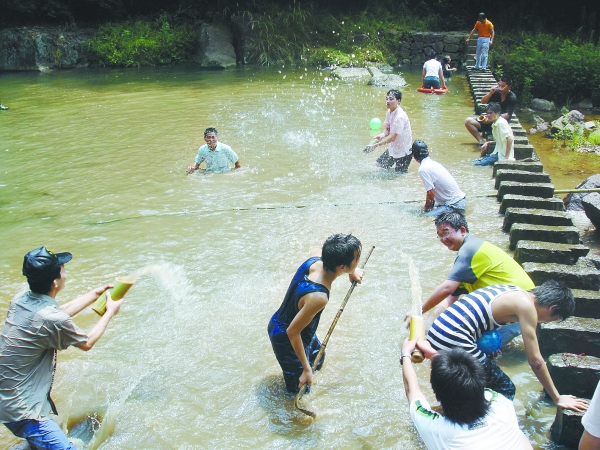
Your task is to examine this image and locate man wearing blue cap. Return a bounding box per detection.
[0,247,124,449]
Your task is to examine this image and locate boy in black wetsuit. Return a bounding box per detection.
[268,234,364,393]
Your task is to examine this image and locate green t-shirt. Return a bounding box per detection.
[448,234,535,293]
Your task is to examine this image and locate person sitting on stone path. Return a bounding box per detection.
[419,281,589,413]
[465,76,517,147]
[472,102,515,166]
[401,341,533,449]
[186,127,240,174]
[405,210,533,347]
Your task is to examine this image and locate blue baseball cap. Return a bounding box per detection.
[22,246,72,281]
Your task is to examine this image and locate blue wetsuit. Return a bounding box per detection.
[268,257,329,393]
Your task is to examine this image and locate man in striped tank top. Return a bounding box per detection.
[421,282,588,412]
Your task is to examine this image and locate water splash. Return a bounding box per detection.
[408,257,422,317]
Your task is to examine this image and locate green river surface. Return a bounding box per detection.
[1,65,599,449]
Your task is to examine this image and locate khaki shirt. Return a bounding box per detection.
[0,291,88,422]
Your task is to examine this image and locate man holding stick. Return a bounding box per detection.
[0,246,124,449]
[268,234,364,393]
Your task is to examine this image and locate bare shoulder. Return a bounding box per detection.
[309,247,322,258]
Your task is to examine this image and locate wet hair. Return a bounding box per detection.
[411,140,429,161]
[486,102,501,115]
[499,76,512,87]
[531,280,575,320]
[321,234,362,272]
[27,273,60,295]
[387,89,402,101]
[434,211,469,233]
[479,12,486,19]
[430,348,490,426]
[204,127,218,137]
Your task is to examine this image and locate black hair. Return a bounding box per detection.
[204,127,218,136]
[430,348,490,426]
[531,280,575,320]
[321,234,362,272]
[411,140,429,162]
[434,211,469,233]
[499,76,512,87]
[442,55,451,64]
[486,102,501,115]
[479,12,486,19]
[387,89,402,101]
[427,49,437,59]
[27,274,59,295]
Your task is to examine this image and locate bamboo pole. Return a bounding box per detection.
[294,245,375,418]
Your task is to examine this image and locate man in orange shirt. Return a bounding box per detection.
[466,13,494,71]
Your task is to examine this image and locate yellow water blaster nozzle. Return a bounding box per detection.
[92,277,135,316]
[409,315,426,363]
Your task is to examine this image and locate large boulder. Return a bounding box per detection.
[367,66,408,87]
[195,24,237,69]
[564,174,600,211]
[531,98,557,111]
[527,114,551,134]
[582,193,600,231]
[0,27,92,71]
[551,110,585,135]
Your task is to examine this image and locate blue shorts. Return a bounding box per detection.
[4,419,76,450]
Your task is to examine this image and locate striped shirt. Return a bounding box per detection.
[427,285,522,362]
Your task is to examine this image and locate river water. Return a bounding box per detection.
[0,66,595,449]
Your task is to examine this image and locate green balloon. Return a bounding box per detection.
[369,118,382,130]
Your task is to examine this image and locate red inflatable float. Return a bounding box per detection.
[417,86,449,94]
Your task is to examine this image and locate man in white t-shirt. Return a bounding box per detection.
[400,337,532,449]
[473,103,514,167]
[422,52,446,90]
[364,89,413,172]
[412,140,466,217]
[580,381,600,449]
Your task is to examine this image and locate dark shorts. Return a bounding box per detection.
[376,151,412,173]
[477,118,493,133]
[483,358,516,400]
[268,319,325,393]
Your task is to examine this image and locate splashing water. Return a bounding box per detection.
[408,257,422,317]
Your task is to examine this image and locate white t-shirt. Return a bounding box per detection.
[418,157,465,207]
[383,106,412,158]
[582,381,600,438]
[491,117,515,161]
[410,390,526,450]
[423,59,443,78]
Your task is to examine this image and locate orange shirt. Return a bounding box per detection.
[474,19,494,38]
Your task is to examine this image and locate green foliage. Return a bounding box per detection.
[493,33,600,107]
[588,128,600,146]
[244,2,433,66]
[86,13,197,67]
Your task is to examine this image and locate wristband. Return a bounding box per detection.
[400,354,412,365]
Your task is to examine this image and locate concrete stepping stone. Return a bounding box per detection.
[514,240,588,265]
[504,208,573,231]
[548,353,600,398]
[497,181,554,201]
[493,161,544,176]
[572,289,600,319]
[510,224,580,248]
[551,407,586,448]
[514,144,535,160]
[539,316,600,358]
[523,262,600,289]
[500,194,564,213]
[495,170,552,189]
